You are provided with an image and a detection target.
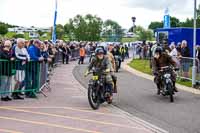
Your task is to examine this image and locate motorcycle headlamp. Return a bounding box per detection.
[164,74,171,78]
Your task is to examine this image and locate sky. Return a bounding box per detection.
[0,0,199,29]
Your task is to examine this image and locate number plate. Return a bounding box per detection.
[92,76,99,80]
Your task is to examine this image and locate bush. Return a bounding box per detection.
[13,34,25,38]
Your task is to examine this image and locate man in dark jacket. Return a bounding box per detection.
[180,40,190,79]
[152,47,178,95]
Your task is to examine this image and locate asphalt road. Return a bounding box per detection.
[73,60,200,133]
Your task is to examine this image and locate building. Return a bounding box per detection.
[155,27,200,57]
[8,26,51,34]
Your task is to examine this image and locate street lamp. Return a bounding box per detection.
[131,17,136,32]
[192,0,197,87]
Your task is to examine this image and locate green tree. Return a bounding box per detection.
[148,16,180,30]
[56,24,65,39]
[64,14,103,41]
[13,34,25,38]
[148,22,163,30]
[135,26,153,41]
[197,4,200,19]
[38,30,44,37]
[102,19,124,41]
[170,16,181,27]
[0,24,8,35]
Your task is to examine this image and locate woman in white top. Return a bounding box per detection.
[169,42,179,67]
[169,42,178,57]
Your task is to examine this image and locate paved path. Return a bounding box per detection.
[74,60,200,133]
[0,62,155,133]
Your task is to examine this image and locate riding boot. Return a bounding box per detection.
[173,81,178,92]
[157,84,161,95]
[113,83,117,93]
[112,75,117,93]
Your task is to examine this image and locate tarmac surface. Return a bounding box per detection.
[74,59,200,133]
[0,62,156,133]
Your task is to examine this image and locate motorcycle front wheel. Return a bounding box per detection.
[88,86,100,110]
[167,83,174,103]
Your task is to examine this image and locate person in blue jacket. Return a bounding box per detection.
[28,40,44,61]
[26,40,44,98]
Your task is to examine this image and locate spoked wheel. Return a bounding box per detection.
[115,65,119,72]
[88,86,100,110]
[107,97,113,104]
[167,83,174,103]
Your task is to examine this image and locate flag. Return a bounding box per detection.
[163,8,170,28]
[52,0,57,44]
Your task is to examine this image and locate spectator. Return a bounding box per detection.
[169,42,178,57]
[78,45,86,64]
[120,45,126,61]
[13,38,30,100]
[196,45,200,73]
[125,45,129,58]
[0,40,15,101]
[180,40,190,79]
[27,39,44,98]
[176,42,182,55]
[169,42,179,67]
[61,43,70,64]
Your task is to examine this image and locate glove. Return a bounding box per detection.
[84,70,89,77]
[105,69,110,73]
[153,72,158,76]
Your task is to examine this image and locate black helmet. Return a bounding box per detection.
[155,47,162,54]
[95,48,104,55]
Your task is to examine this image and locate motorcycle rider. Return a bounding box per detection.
[152,47,178,95]
[112,45,122,68]
[107,46,117,93]
[84,48,114,101]
[120,45,126,62]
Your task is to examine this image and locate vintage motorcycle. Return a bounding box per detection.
[86,68,113,110]
[158,66,179,102]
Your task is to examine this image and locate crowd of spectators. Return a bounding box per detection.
[0,39,98,102]
[132,40,195,80]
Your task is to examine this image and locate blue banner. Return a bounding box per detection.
[163,8,170,28]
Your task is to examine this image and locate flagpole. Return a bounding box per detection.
[52,0,57,44]
[192,0,197,87]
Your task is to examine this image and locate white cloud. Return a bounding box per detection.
[0,0,198,29]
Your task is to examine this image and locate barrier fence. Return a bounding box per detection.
[0,49,82,99]
[132,56,200,87]
[174,56,200,83]
[0,60,41,97]
[70,48,80,61]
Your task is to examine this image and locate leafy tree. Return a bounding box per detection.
[135,26,153,41]
[170,16,181,27]
[38,30,44,37]
[148,22,163,30]
[13,34,25,38]
[56,24,65,39]
[0,24,8,35]
[102,19,124,41]
[148,16,180,30]
[64,14,103,41]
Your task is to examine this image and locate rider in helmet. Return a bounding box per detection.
[85,48,114,100]
[152,47,178,95]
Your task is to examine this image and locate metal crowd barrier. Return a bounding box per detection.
[0,59,51,99]
[70,48,80,61]
[174,56,200,82]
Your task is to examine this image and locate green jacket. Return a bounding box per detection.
[88,56,112,83]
